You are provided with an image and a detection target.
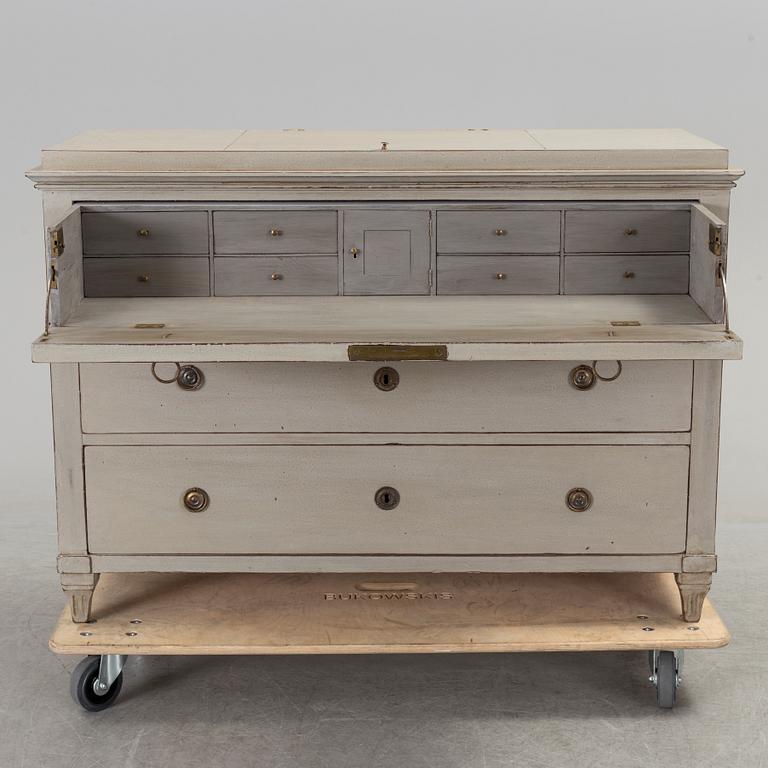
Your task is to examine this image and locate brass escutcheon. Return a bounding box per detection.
[569,364,596,390]
[566,487,593,512]
[373,366,399,392]
[375,486,400,511]
[177,365,204,391]
[183,487,209,513]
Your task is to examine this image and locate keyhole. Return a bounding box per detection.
[375,486,400,510]
[373,366,399,392]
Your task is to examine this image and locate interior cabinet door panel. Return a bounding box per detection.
[343,210,431,295]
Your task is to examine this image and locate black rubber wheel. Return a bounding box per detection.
[655,651,677,709]
[70,656,123,711]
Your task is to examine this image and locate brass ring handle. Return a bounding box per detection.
[269,228,283,237]
[592,360,623,382]
[494,228,507,236]
[137,274,151,283]
[137,228,151,238]
[566,487,592,512]
[183,487,209,513]
[624,227,638,236]
[495,273,507,280]
[151,362,181,384]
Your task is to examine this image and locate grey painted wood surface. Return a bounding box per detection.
[82,211,209,255]
[84,445,690,555]
[564,210,690,253]
[79,361,694,434]
[343,210,430,295]
[49,207,83,326]
[436,211,561,254]
[689,203,727,322]
[214,257,338,296]
[437,256,560,294]
[213,211,338,254]
[83,257,210,297]
[563,255,689,294]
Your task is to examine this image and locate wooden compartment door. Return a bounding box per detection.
[343,210,431,295]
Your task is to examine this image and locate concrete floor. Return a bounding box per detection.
[3,495,767,768]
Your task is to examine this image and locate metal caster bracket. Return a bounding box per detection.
[94,654,127,696]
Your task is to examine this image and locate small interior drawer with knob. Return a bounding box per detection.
[436,210,561,254]
[563,254,689,294]
[83,445,689,555]
[81,211,209,255]
[564,210,690,253]
[214,256,338,296]
[437,255,560,294]
[83,257,210,297]
[213,211,338,254]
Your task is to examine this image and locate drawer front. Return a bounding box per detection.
[437,256,559,294]
[564,210,690,253]
[82,211,209,255]
[85,445,690,555]
[214,211,338,254]
[214,257,338,296]
[564,255,689,294]
[80,361,693,433]
[83,257,210,297]
[437,211,561,254]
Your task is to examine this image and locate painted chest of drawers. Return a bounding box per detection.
[28,129,742,624]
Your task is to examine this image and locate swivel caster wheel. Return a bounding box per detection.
[70,654,126,711]
[648,649,682,709]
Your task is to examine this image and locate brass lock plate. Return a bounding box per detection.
[348,344,448,362]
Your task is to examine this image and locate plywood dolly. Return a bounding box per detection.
[53,572,728,712]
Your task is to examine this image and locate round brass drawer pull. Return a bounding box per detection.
[137,228,151,238]
[137,274,151,283]
[566,487,592,512]
[373,366,399,392]
[270,273,283,281]
[624,271,636,279]
[624,227,638,236]
[183,487,209,513]
[495,272,507,280]
[569,364,596,390]
[375,486,400,511]
[177,364,204,391]
[269,228,283,237]
[494,228,507,236]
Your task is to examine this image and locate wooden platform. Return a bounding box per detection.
[50,572,729,656]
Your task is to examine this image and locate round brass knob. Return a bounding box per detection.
[137,228,151,238]
[270,273,283,281]
[373,366,399,392]
[137,274,151,283]
[624,271,636,279]
[349,247,360,257]
[177,365,204,391]
[494,228,507,236]
[183,487,209,513]
[269,228,283,237]
[495,272,507,280]
[624,227,638,236]
[375,486,400,511]
[569,364,596,390]
[566,487,592,512]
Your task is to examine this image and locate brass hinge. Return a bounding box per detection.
[428,211,433,239]
[50,227,64,258]
[709,223,723,258]
[428,267,433,287]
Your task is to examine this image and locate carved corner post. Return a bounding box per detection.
[675,572,712,623]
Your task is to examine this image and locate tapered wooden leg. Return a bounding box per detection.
[61,573,100,623]
[675,572,712,623]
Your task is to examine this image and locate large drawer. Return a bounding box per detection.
[84,445,690,555]
[79,361,693,433]
[213,211,338,254]
[436,211,561,254]
[82,211,209,255]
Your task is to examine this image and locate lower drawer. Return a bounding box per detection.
[564,255,689,294]
[85,445,689,555]
[436,255,560,294]
[214,256,338,295]
[83,257,210,297]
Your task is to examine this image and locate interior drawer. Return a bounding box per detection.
[437,210,561,254]
[82,211,209,255]
[214,211,338,254]
[83,257,210,297]
[564,255,689,294]
[79,361,693,433]
[564,210,690,253]
[214,256,338,296]
[84,445,690,555]
[437,255,559,294]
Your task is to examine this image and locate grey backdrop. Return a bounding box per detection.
[2,0,766,523]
